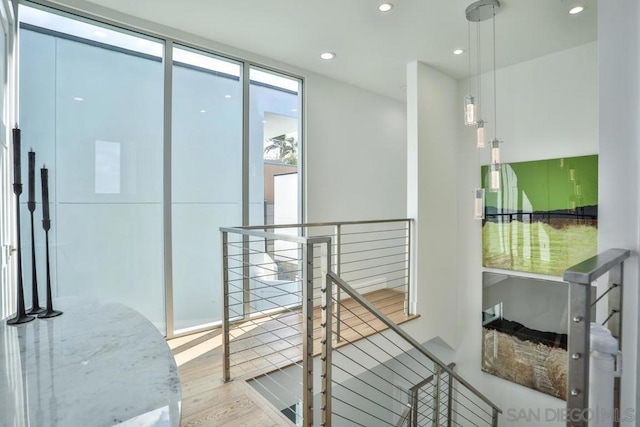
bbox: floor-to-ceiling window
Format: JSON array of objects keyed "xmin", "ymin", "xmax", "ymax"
[
  {"xmin": 171, "ymin": 47, "xmax": 242, "ymax": 333},
  {"xmin": 20, "ymin": 6, "xmax": 166, "ymax": 331},
  {"xmin": 15, "ymin": 3, "xmax": 304, "ymax": 337}
]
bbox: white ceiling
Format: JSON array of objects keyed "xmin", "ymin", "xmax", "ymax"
[{"xmin": 75, "ymin": 0, "xmax": 597, "ymax": 101}]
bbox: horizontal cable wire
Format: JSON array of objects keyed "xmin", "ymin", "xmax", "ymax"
[
  {"xmin": 342, "ymin": 268, "xmax": 408, "ymax": 284},
  {"xmin": 450, "ymin": 406, "xmax": 482, "ymax": 427},
  {"xmin": 332, "ymin": 298, "xmax": 434, "ymax": 374},
  {"xmin": 340, "ymin": 243, "xmax": 409, "ymax": 256},
  {"xmin": 338, "ymin": 250, "xmax": 408, "ymax": 266},
  {"xmin": 331, "ymin": 412, "xmax": 368, "ymax": 427},
  {"xmin": 455, "ymin": 385, "xmax": 494, "ymax": 418},
  {"xmin": 450, "ymin": 395, "xmax": 492, "ymax": 426},
  {"xmin": 339, "ymin": 226, "xmax": 407, "ymax": 236},
  {"xmin": 339, "ymin": 235, "xmax": 408, "ymax": 246},
  {"xmin": 332, "ymin": 314, "xmax": 433, "ymax": 384},
  {"xmin": 331, "ymin": 376, "xmax": 406, "ymax": 419},
  {"xmin": 340, "ymin": 259, "xmax": 408, "ymax": 275},
  {"xmin": 331, "ymin": 363, "xmax": 411, "ymax": 409},
  {"xmin": 332, "ymin": 395, "xmax": 395, "ymax": 427}
]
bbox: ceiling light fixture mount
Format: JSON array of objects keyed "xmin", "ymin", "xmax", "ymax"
[
  {"xmin": 465, "ymin": 0, "xmax": 500, "ymax": 22},
  {"xmin": 378, "ymin": 3, "xmax": 393, "ymax": 12},
  {"xmin": 453, "ymin": 49, "xmax": 465, "ymax": 55}
]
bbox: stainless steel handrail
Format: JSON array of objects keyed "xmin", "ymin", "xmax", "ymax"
[
  {"xmin": 563, "ymin": 248, "xmax": 630, "ymax": 284},
  {"xmin": 225, "ymin": 218, "xmax": 413, "ymax": 231},
  {"xmin": 326, "ymin": 271, "xmax": 503, "ymax": 415},
  {"xmin": 220, "ymin": 226, "xmax": 332, "ymax": 245},
  {"xmin": 409, "ymin": 362, "xmax": 455, "ymax": 392}
]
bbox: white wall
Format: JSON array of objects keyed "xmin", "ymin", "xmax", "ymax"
[
  {"xmin": 453, "ymin": 42, "xmax": 598, "ymax": 427},
  {"xmin": 304, "ymin": 75, "xmax": 406, "ymax": 222},
  {"xmin": 598, "ymin": 0, "xmax": 640, "ymax": 420}
]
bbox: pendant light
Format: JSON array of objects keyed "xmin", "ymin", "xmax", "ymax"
[
  {"xmin": 466, "ymin": 0, "xmax": 502, "ymax": 192},
  {"xmin": 475, "ymin": 20, "xmax": 486, "ymax": 148},
  {"xmin": 467, "ymin": 0, "xmax": 502, "ymax": 219},
  {"xmin": 463, "ymin": 21, "xmax": 476, "ymax": 126}
]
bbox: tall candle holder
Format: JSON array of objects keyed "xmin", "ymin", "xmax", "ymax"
[
  {"xmin": 38, "ymin": 165, "xmax": 62, "ymax": 319},
  {"xmin": 27, "ymin": 149, "xmax": 44, "ymax": 315},
  {"xmin": 7, "ymin": 127, "xmax": 35, "ymax": 325}
]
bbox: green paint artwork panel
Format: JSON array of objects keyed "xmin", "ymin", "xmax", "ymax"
[{"xmin": 481, "ymin": 155, "xmax": 598, "ymax": 276}]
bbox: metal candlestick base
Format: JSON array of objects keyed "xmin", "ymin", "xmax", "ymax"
[
  {"xmin": 27, "ymin": 202, "xmax": 44, "ymax": 315},
  {"xmin": 38, "ymin": 308, "xmax": 62, "ymax": 319},
  {"xmin": 7, "ymin": 312, "xmax": 35, "ymax": 325},
  {"xmin": 27, "ymin": 306, "xmax": 45, "ymax": 315},
  {"xmin": 38, "ymin": 224, "xmax": 62, "ymax": 319},
  {"xmin": 8, "ymin": 182, "xmax": 35, "ymax": 326}
]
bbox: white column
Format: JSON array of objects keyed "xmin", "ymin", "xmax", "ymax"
[
  {"xmin": 599, "ymin": 0, "xmax": 640, "ymax": 422},
  {"xmin": 406, "ymin": 61, "xmax": 459, "ymax": 347}
]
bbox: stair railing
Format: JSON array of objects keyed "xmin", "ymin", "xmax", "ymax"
[
  {"xmin": 322, "ymin": 271, "xmax": 501, "ymax": 426},
  {"xmin": 563, "ymin": 248, "xmax": 630, "ymax": 427}
]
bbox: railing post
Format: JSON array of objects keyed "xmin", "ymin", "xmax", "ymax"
[
  {"xmin": 221, "ymin": 231, "xmax": 231, "ymax": 382},
  {"xmin": 411, "ymin": 388, "xmax": 418, "ymax": 427},
  {"xmin": 492, "ymin": 407, "xmax": 499, "ymax": 427},
  {"xmin": 335, "ymin": 224, "xmax": 341, "ymax": 342},
  {"xmin": 566, "ymin": 280, "xmax": 591, "ymax": 427},
  {"xmin": 608, "ymin": 261, "xmax": 624, "ymax": 427},
  {"xmin": 433, "ymin": 366, "xmax": 441, "ymax": 426},
  {"xmin": 302, "ymin": 242, "xmax": 314, "ymax": 426},
  {"xmin": 447, "ymin": 373, "xmax": 453, "ymax": 427},
  {"xmin": 406, "ymin": 220, "xmax": 411, "ymax": 316},
  {"xmin": 321, "ymin": 241, "xmax": 333, "ymax": 427},
  {"xmin": 242, "ymin": 235, "xmax": 251, "ymax": 319}
]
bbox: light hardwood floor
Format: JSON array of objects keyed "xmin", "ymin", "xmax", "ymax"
[{"xmin": 169, "ymin": 289, "xmax": 418, "ymax": 426}]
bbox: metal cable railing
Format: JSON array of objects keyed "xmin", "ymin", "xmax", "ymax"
[
  {"xmin": 322, "ymin": 272, "xmax": 502, "ymax": 427},
  {"xmin": 221, "ymin": 219, "xmax": 501, "ymax": 426}
]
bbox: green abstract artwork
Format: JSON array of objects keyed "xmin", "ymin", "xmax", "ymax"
[{"xmin": 481, "ymin": 155, "xmax": 598, "ymax": 276}]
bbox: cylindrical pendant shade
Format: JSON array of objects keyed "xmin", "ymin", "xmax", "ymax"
[
  {"xmin": 464, "ymin": 95, "xmax": 476, "ymax": 126},
  {"xmin": 490, "ymin": 139, "xmax": 500, "ymax": 164},
  {"xmin": 474, "ymin": 188, "xmax": 485, "ymax": 219},
  {"xmin": 489, "ymin": 163, "xmax": 500, "ymax": 191},
  {"xmin": 476, "ymin": 121, "xmax": 486, "ymax": 148}
]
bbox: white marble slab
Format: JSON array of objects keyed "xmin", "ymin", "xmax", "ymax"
[{"xmin": 0, "ymin": 298, "xmax": 181, "ymax": 427}]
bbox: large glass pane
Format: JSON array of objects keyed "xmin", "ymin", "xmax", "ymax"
[
  {"xmin": 248, "ymin": 68, "xmax": 302, "ymax": 316},
  {"xmin": 171, "ymin": 46, "xmax": 242, "ymax": 333},
  {"xmin": 19, "ymin": 5, "xmax": 165, "ymax": 332},
  {"xmin": 249, "ymin": 68, "xmax": 302, "ymax": 228}
]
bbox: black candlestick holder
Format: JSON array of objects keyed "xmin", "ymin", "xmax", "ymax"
[
  {"xmin": 38, "ymin": 219, "xmax": 62, "ymax": 319},
  {"xmin": 27, "ymin": 200, "xmax": 44, "ymax": 315},
  {"xmin": 7, "ymin": 183, "xmax": 35, "ymax": 325}
]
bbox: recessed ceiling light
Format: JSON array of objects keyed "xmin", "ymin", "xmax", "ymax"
[
  {"xmin": 200, "ymin": 109, "xmax": 206, "ymax": 113},
  {"xmin": 224, "ymin": 94, "xmax": 231, "ymax": 98},
  {"xmin": 453, "ymin": 49, "xmax": 465, "ymax": 55},
  {"xmin": 291, "ymin": 108, "xmax": 298, "ymax": 112},
  {"xmin": 378, "ymin": 3, "xmax": 393, "ymax": 12},
  {"xmin": 320, "ymin": 52, "xmax": 336, "ymax": 60},
  {"xmin": 73, "ymin": 97, "xmax": 84, "ymax": 102},
  {"xmin": 569, "ymin": 6, "xmax": 584, "ymax": 15},
  {"xmin": 262, "ymin": 120, "xmax": 267, "ymax": 123}
]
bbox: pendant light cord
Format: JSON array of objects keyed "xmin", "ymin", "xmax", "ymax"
[
  {"xmin": 493, "ymin": 5, "xmax": 497, "ymax": 139},
  {"xmin": 477, "ymin": 21, "xmax": 481, "ymax": 118},
  {"xmin": 468, "ymin": 20, "xmax": 472, "ymax": 94}
]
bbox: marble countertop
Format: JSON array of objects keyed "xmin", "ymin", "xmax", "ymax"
[{"xmin": 0, "ymin": 298, "xmax": 181, "ymax": 427}]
